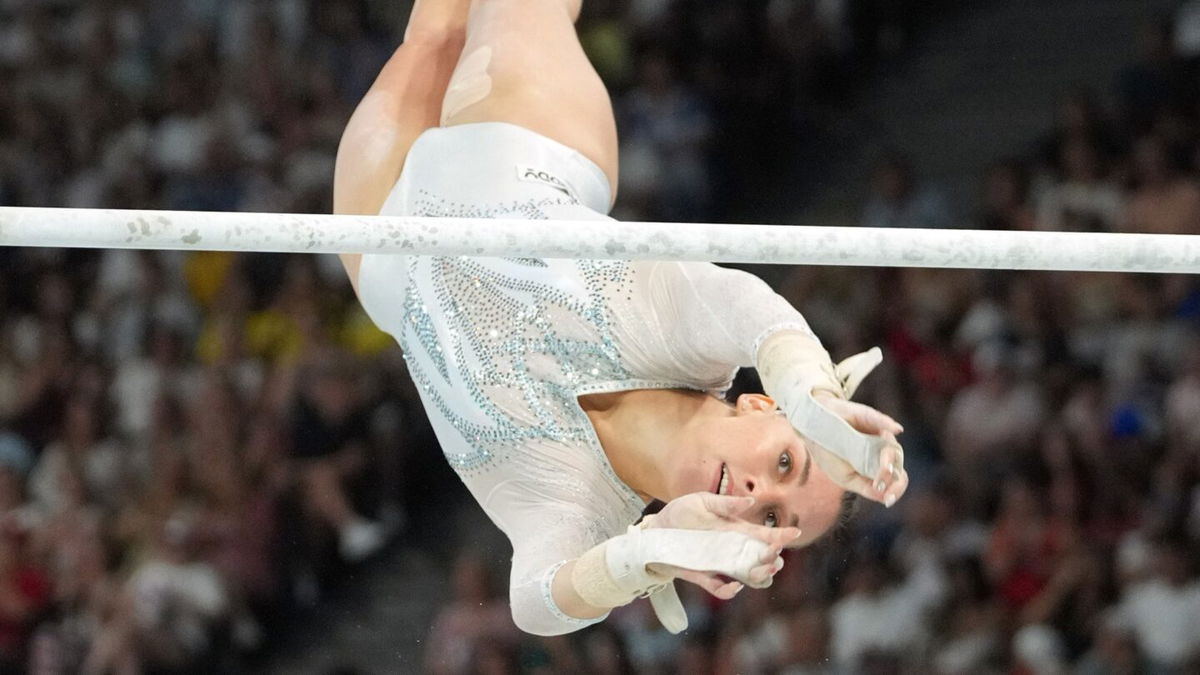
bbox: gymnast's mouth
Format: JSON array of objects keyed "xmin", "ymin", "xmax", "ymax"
[{"xmin": 712, "ymin": 463, "xmax": 730, "ymax": 495}]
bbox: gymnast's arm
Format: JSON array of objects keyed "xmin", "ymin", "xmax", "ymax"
[
  {"xmin": 506, "ymin": 496, "xmax": 795, "ymax": 635},
  {"xmin": 640, "ymin": 261, "xmax": 907, "ymax": 503},
  {"xmin": 635, "ymin": 260, "xmax": 823, "ymax": 372}
]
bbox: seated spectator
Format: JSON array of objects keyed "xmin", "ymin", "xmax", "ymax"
[
  {"xmin": 190, "ymin": 424, "xmax": 278, "ymax": 649},
  {"xmin": 1073, "ymin": 611, "xmax": 1146, "ymax": 675},
  {"xmin": 931, "ymin": 556, "xmax": 1002, "ymax": 674},
  {"xmin": 580, "ymin": 625, "xmax": 635, "ymax": 675},
  {"xmin": 861, "ymin": 152, "xmax": 954, "ymax": 229},
  {"xmin": 30, "ymin": 528, "xmax": 133, "ymax": 675},
  {"xmin": 617, "ymin": 52, "xmax": 715, "ymax": 222},
  {"xmin": 829, "ymin": 548, "xmax": 947, "ymax": 672},
  {"xmin": 1011, "ymin": 624, "xmax": 1068, "ymax": 675},
  {"xmin": 28, "ymin": 396, "xmax": 127, "ymax": 514},
  {"xmin": 109, "ymin": 324, "xmax": 199, "ymax": 446},
  {"xmin": 0, "ymin": 433, "xmax": 36, "ymax": 534},
  {"xmin": 944, "ymin": 344, "xmax": 1046, "ymax": 506},
  {"xmin": 729, "ymin": 589, "xmax": 789, "ymax": 675},
  {"xmin": 0, "ymin": 524, "xmax": 50, "ymax": 672},
  {"xmin": 423, "ymin": 554, "xmax": 519, "ymax": 675},
  {"xmin": 290, "ymin": 361, "xmax": 391, "ymax": 563},
  {"xmin": 1035, "ymin": 89, "xmax": 1120, "ymax": 177},
  {"xmin": 892, "ymin": 480, "xmax": 988, "ymax": 565},
  {"xmin": 983, "ymin": 478, "xmax": 1075, "ymax": 615},
  {"xmin": 777, "ymin": 604, "xmax": 836, "ymax": 675},
  {"xmin": 1165, "ymin": 339, "xmax": 1200, "ymax": 452},
  {"xmin": 1117, "ymin": 20, "xmax": 1195, "ymax": 133},
  {"xmin": 978, "ymin": 159, "xmax": 1037, "ymax": 231},
  {"xmin": 1112, "ymin": 538, "xmax": 1200, "ymax": 671},
  {"xmin": 126, "ymin": 515, "xmax": 231, "ymax": 672},
  {"xmin": 1034, "ymin": 137, "xmax": 1124, "ymax": 231},
  {"xmin": 1121, "ymin": 134, "xmax": 1200, "ymax": 234}
]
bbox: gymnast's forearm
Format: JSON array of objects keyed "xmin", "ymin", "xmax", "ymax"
[{"xmin": 549, "ymin": 559, "xmax": 611, "ymax": 621}]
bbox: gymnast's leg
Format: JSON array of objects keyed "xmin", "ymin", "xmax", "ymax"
[
  {"xmin": 440, "ymin": 0, "xmax": 619, "ymax": 200},
  {"xmin": 335, "ymin": 0, "xmax": 472, "ymax": 288}
]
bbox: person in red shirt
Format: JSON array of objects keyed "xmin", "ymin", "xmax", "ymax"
[{"xmin": 0, "ymin": 524, "xmax": 51, "ymax": 671}]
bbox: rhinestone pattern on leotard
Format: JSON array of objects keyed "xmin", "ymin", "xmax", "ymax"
[{"xmin": 397, "ymin": 191, "xmax": 676, "ymax": 480}]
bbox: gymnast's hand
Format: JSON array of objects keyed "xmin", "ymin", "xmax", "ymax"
[
  {"xmin": 642, "ymin": 492, "xmax": 801, "ymax": 598},
  {"xmin": 808, "ymin": 391, "xmax": 908, "ymax": 507}
]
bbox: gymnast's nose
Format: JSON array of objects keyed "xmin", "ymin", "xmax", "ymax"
[
  {"xmin": 744, "ymin": 474, "xmax": 759, "ymax": 495},
  {"xmin": 745, "ymin": 472, "xmax": 787, "ymax": 502}
]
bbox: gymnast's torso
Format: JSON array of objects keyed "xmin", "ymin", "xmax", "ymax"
[{"xmin": 355, "ymin": 122, "xmax": 811, "ymax": 633}]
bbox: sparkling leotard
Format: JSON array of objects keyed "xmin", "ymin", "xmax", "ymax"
[{"xmin": 357, "ymin": 123, "xmax": 814, "ymax": 635}]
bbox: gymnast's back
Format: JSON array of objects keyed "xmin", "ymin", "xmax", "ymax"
[{"xmin": 355, "ymin": 122, "xmax": 807, "ymax": 634}]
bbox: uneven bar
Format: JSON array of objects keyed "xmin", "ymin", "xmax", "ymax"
[{"xmin": 1, "ymin": 206, "xmax": 1199, "ymax": 273}]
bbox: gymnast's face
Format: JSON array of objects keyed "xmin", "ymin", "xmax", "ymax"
[{"xmin": 669, "ymin": 393, "xmax": 845, "ymax": 546}]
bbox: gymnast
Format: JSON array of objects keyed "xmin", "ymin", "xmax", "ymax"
[{"xmin": 333, "ymin": 0, "xmax": 908, "ymax": 635}]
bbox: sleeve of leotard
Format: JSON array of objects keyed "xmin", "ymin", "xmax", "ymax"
[
  {"xmin": 503, "ymin": 504, "xmax": 613, "ymax": 636},
  {"xmin": 637, "ymin": 261, "xmax": 820, "ymax": 369}
]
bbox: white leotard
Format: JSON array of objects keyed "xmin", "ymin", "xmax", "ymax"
[{"xmin": 357, "ymin": 122, "xmax": 815, "ymax": 635}]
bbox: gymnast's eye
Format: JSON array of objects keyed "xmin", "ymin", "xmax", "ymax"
[
  {"xmin": 764, "ymin": 511, "xmax": 779, "ymax": 528},
  {"xmin": 777, "ymin": 451, "xmax": 792, "ymax": 474}
]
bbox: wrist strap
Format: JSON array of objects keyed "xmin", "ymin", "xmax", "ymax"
[{"xmin": 784, "ymin": 390, "xmax": 885, "ymax": 477}]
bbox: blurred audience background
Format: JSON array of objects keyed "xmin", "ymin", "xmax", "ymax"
[{"xmin": 3, "ymin": 0, "xmax": 1200, "ymax": 673}]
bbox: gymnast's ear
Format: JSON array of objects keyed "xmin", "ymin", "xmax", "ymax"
[{"xmin": 734, "ymin": 393, "xmax": 777, "ymax": 414}]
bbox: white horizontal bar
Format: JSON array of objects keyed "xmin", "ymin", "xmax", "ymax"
[{"xmin": 0, "ymin": 206, "xmax": 1198, "ymax": 273}]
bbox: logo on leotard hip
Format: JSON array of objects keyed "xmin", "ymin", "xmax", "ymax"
[{"xmin": 517, "ymin": 165, "xmax": 572, "ymax": 197}]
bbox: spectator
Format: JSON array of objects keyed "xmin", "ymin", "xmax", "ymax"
[
  {"xmin": 126, "ymin": 515, "xmax": 231, "ymax": 672},
  {"xmin": 0, "ymin": 525, "xmax": 50, "ymax": 672},
  {"xmin": 777, "ymin": 604, "xmax": 837, "ymax": 675},
  {"xmin": 618, "ymin": 52, "xmax": 715, "ymax": 222},
  {"xmin": 28, "ymin": 396, "xmax": 126, "ymax": 514},
  {"xmin": 0, "ymin": 433, "xmax": 35, "ymax": 533},
  {"xmin": 1035, "ymin": 89, "xmax": 1120, "ymax": 177},
  {"xmin": 943, "ymin": 345, "xmax": 1046, "ymax": 507},
  {"xmin": 1034, "ymin": 137, "xmax": 1124, "ymax": 232},
  {"xmin": 828, "ymin": 548, "xmax": 946, "ymax": 672},
  {"xmin": 423, "ymin": 554, "xmax": 519, "ymax": 675},
  {"xmin": 290, "ymin": 361, "xmax": 391, "ymax": 563},
  {"xmin": 861, "ymin": 152, "xmax": 954, "ymax": 229},
  {"xmin": 983, "ymin": 478, "xmax": 1074, "ymax": 615},
  {"xmin": 1111, "ymin": 538, "xmax": 1200, "ymax": 672},
  {"xmin": 1121, "ymin": 134, "xmax": 1200, "ymax": 234},
  {"xmin": 1117, "ymin": 20, "xmax": 1195, "ymax": 134},
  {"xmin": 1012, "ymin": 624, "xmax": 1068, "ymax": 675},
  {"xmin": 1073, "ymin": 611, "xmax": 1146, "ymax": 675},
  {"xmin": 978, "ymin": 159, "xmax": 1037, "ymax": 231}
]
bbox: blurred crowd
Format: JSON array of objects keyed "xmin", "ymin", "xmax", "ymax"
[
  {"xmin": 6, "ymin": 0, "xmax": 1200, "ymax": 674},
  {"xmin": 0, "ymin": 0, "xmax": 431, "ymax": 672}
]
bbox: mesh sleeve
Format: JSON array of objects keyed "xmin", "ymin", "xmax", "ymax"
[
  {"xmin": 640, "ymin": 261, "xmax": 818, "ymax": 369},
  {"xmin": 503, "ymin": 505, "xmax": 613, "ymax": 636}
]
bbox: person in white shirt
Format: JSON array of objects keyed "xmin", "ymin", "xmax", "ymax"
[
  {"xmin": 1113, "ymin": 538, "xmax": 1200, "ymax": 671},
  {"xmin": 331, "ymin": 0, "xmax": 908, "ymax": 636}
]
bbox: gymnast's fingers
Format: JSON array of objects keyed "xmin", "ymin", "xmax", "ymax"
[
  {"xmin": 871, "ymin": 433, "xmax": 905, "ymax": 507},
  {"xmin": 699, "ymin": 493, "xmax": 757, "ymax": 519},
  {"xmin": 707, "ymin": 511, "xmax": 802, "ymax": 543},
  {"xmin": 884, "ymin": 463, "xmax": 909, "ymax": 507},
  {"xmin": 832, "ymin": 398, "xmax": 903, "ymax": 436},
  {"xmin": 745, "ymin": 555, "xmax": 785, "ymax": 589},
  {"xmin": 673, "ymin": 569, "xmax": 744, "ymax": 600}
]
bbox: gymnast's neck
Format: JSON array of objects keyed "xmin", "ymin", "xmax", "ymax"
[{"xmin": 580, "ymin": 388, "xmax": 724, "ymax": 504}]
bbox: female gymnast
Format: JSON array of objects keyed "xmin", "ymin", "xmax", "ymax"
[{"xmin": 332, "ymin": 0, "xmax": 908, "ymax": 636}]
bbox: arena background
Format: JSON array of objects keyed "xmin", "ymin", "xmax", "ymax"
[{"xmin": 2, "ymin": 0, "xmax": 1199, "ymax": 673}]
